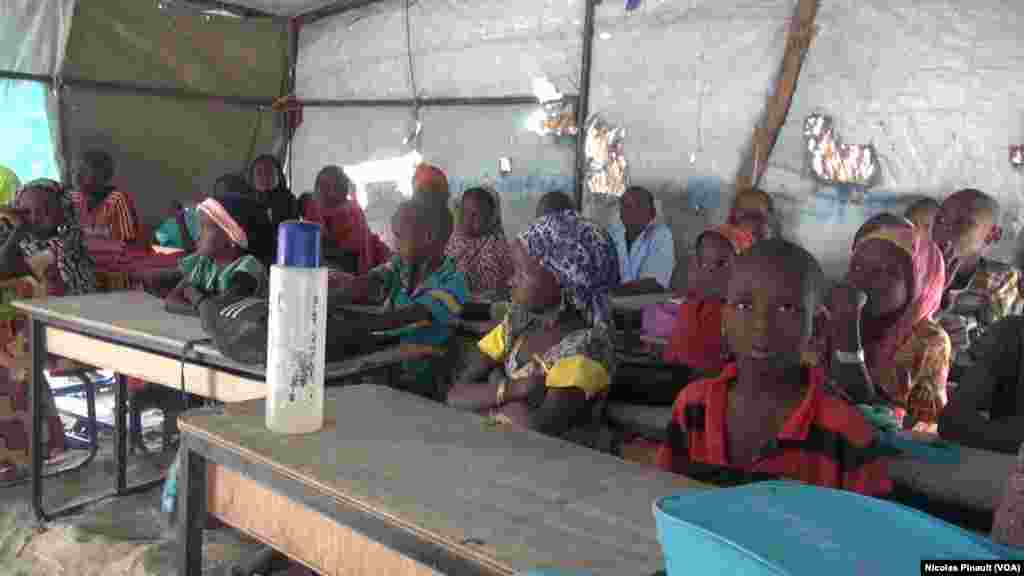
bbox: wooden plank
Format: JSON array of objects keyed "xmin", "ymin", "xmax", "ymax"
[
  {"xmin": 208, "ymin": 464, "xmax": 441, "ymax": 576},
  {"xmin": 610, "ymin": 294, "xmax": 676, "ymax": 312},
  {"xmin": 735, "ymin": 0, "xmax": 819, "ymax": 191},
  {"xmin": 14, "ymin": 291, "xmax": 210, "ymax": 354},
  {"xmin": 45, "ymin": 327, "xmax": 265, "ymax": 402},
  {"xmin": 890, "ymin": 443, "xmax": 1014, "ymax": 512},
  {"xmin": 180, "ymin": 385, "xmax": 707, "ymax": 576}
]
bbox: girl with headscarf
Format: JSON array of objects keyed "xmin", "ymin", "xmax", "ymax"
[
  {"xmin": 447, "ymin": 210, "xmax": 619, "ymax": 443},
  {"xmin": 445, "ymin": 187, "xmax": 513, "ymax": 300},
  {"xmin": 0, "ymin": 179, "xmax": 96, "ymax": 481},
  {"xmin": 302, "ymin": 165, "xmax": 390, "ymax": 275},
  {"xmin": 830, "ymin": 221, "xmax": 950, "ymax": 432},
  {"xmin": 70, "ymin": 148, "xmax": 143, "ymax": 246},
  {"xmin": 165, "ymin": 192, "xmax": 272, "ymax": 313},
  {"xmin": 248, "ymin": 154, "xmax": 299, "ymax": 238}
]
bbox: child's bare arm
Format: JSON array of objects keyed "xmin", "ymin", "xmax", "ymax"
[{"xmin": 446, "ymin": 348, "xmax": 502, "ymax": 410}]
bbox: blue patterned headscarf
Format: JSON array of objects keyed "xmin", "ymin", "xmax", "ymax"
[{"xmin": 517, "ymin": 210, "xmax": 619, "ymax": 328}]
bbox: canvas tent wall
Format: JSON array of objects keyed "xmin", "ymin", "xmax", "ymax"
[
  {"xmin": 5, "ymin": 0, "xmax": 1024, "ymax": 281},
  {"xmin": 276, "ymin": 0, "xmax": 1024, "ymax": 282},
  {"xmin": 1, "ymin": 0, "xmax": 287, "ymax": 232}
]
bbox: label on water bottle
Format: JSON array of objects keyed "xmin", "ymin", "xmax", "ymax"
[{"xmin": 283, "ymin": 293, "xmax": 319, "ymax": 403}]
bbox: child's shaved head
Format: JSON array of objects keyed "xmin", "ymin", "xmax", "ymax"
[{"xmin": 739, "ymin": 238, "xmax": 825, "ymax": 306}]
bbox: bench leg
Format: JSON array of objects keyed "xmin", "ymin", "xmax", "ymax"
[{"xmin": 178, "ymin": 436, "xmax": 206, "ymax": 576}]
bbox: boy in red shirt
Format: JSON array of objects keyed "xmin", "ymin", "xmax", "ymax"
[{"xmin": 657, "ymin": 239, "xmax": 891, "ymax": 496}]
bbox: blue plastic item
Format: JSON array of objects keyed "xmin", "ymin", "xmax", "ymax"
[
  {"xmin": 654, "ymin": 481, "xmax": 1023, "ymax": 576},
  {"xmin": 276, "ymin": 220, "xmax": 321, "ymax": 268}
]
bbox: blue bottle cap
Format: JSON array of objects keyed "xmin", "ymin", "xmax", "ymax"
[{"xmin": 276, "ymin": 220, "xmax": 321, "ymax": 268}]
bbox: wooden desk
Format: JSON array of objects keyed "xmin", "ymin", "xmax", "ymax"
[
  {"xmin": 610, "ymin": 294, "xmax": 677, "ymax": 312},
  {"xmin": 889, "ymin": 441, "xmax": 1014, "ymax": 512},
  {"xmin": 179, "ymin": 385, "xmax": 705, "ymax": 576},
  {"xmin": 604, "ymin": 399, "xmax": 1014, "ymax": 516},
  {"xmin": 13, "ymin": 292, "xmax": 435, "ymax": 522},
  {"xmin": 612, "ymin": 294, "xmax": 677, "ymax": 352}
]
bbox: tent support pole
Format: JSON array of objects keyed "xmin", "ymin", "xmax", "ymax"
[
  {"xmin": 574, "ymin": 0, "xmax": 596, "ymax": 211},
  {"xmin": 56, "ymin": 79, "xmax": 73, "ymax": 184}
]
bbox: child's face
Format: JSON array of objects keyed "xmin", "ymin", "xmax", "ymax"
[
  {"xmin": 907, "ymin": 204, "xmax": 938, "ymax": 236},
  {"xmin": 17, "ymin": 188, "xmax": 62, "ymax": 234},
  {"xmin": 315, "ymin": 173, "xmax": 348, "ymax": 210},
  {"xmin": 197, "ymin": 212, "xmax": 234, "ymax": 259},
  {"xmin": 732, "ymin": 192, "xmax": 773, "ymax": 241},
  {"xmin": 619, "ymin": 188, "xmax": 652, "ymax": 232},
  {"xmin": 391, "ymin": 204, "xmax": 426, "ymax": 263},
  {"xmin": 725, "ymin": 255, "xmax": 813, "ymax": 367},
  {"xmin": 252, "ymin": 159, "xmax": 278, "ymax": 193},
  {"xmin": 691, "ymin": 233, "xmax": 735, "ymax": 300},
  {"xmin": 460, "ymin": 192, "xmax": 490, "ymax": 238},
  {"xmin": 510, "ymin": 241, "xmax": 560, "ymax": 311},
  {"xmin": 933, "ymin": 193, "xmax": 995, "ymax": 264},
  {"xmin": 847, "ymin": 239, "xmax": 911, "ymax": 320},
  {"xmin": 75, "ymin": 161, "xmax": 102, "ymax": 193}
]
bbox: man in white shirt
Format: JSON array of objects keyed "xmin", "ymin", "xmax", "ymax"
[{"xmin": 608, "ymin": 186, "xmax": 675, "ymax": 296}]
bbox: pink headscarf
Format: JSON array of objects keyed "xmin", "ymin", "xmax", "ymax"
[{"xmin": 853, "ymin": 225, "xmax": 946, "ymax": 376}]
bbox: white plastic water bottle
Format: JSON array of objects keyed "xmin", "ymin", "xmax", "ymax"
[{"xmin": 265, "ymin": 221, "xmax": 328, "ymax": 434}]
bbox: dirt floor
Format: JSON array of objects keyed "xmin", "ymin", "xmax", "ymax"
[{"xmin": 0, "ymin": 438, "xmax": 279, "ymax": 575}]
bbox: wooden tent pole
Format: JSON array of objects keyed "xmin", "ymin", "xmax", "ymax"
[{"xmin": 735, "ymin": 0, "xmax": 819, "ymax": 192}]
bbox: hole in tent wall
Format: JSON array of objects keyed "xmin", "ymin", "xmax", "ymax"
[{"xmin": 804, "ymin": 113, "xmax": 880, "ymax": 202}]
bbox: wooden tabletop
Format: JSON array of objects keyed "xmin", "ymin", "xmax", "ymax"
[
  {"xmin": 180, "ymin": 385, "xmax": 706, "ymax": 575},
  {"xmin": 603, "ymin": 395, "xmax": 1016, "ymax": 513},
  {"xmin": 12, "ymin": 292, "xmax": 435, "ymax": 382},
  {"xmin": 889, "ymin": 441, "xmax": 1014, "ymax": 512},
  {"xmin": 610, "ymin": 294, "xmax": 678, "ymax": 312}
]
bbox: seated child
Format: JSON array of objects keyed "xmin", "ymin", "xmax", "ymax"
[
  {"xmin": 833, "ymin": 221, "xmax": 949, "ymax": 433},
  {"xmin": 728, "ymin": 187, "xmax": 777, "ymax": 243},
  {"xmin": 447, "ymin": 209, "xmax": 617, "ymax": 443},
  {"xmin": 610, "ymin": 225, "xmax": 753, "ymax": 406},
  {"xmin": 166, "ymin": 192, "xmax": 273, "ymax": 313},
  {"xmin": 324, "ymin": 199, "xmax": 467, "ymax": 399},
  {"xmin": 152, "ymin": 175, "xmax": 249, "ymax": 253},
  {"xmin": 932, "ymin": 189, "xmax": 1021, "ymax": 383},
  {"xmin": 70, "ymin": 148, "xmax": 143, "ymax": 247},
  {"xmin": 939, "ymin": 315, "xmax": 1024, "ymax": 454},
  {"xmin": 445, "ymin": 187, "xmax": 513, "ymax": 300},
  {"xmin": 663, "ymin": 224, "xmax": 754, "ymax": 372},
  {"xmin": 657, "ymin": 239, "xmax": 891, "ymax": 496},
  {"xmin": 536, "ymin": 191, "xmax": 575, "ymax": 217},
  {"xmin": 0, "ymin": 179, "xmax": 96, "ymax": 480},
  {"xmin": 905, "ymin": 196, "xmax": 940, "ymax": 236},
  {"xmin": 302, "ymin": 165, "xmax": 390, "ymax": 275}
]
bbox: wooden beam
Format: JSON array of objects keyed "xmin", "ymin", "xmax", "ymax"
[{"xmin": 735, "ymin": 0, "xmax": 819, "ymax": 192}]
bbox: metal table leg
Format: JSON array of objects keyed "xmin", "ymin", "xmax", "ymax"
[
  {"xmin": 178, "ymin": 436, "xmax": 206, "ymax": 576},
  {"xmin": 30, "ymin": 320, "xmax": 164, "ymax": 522}
]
